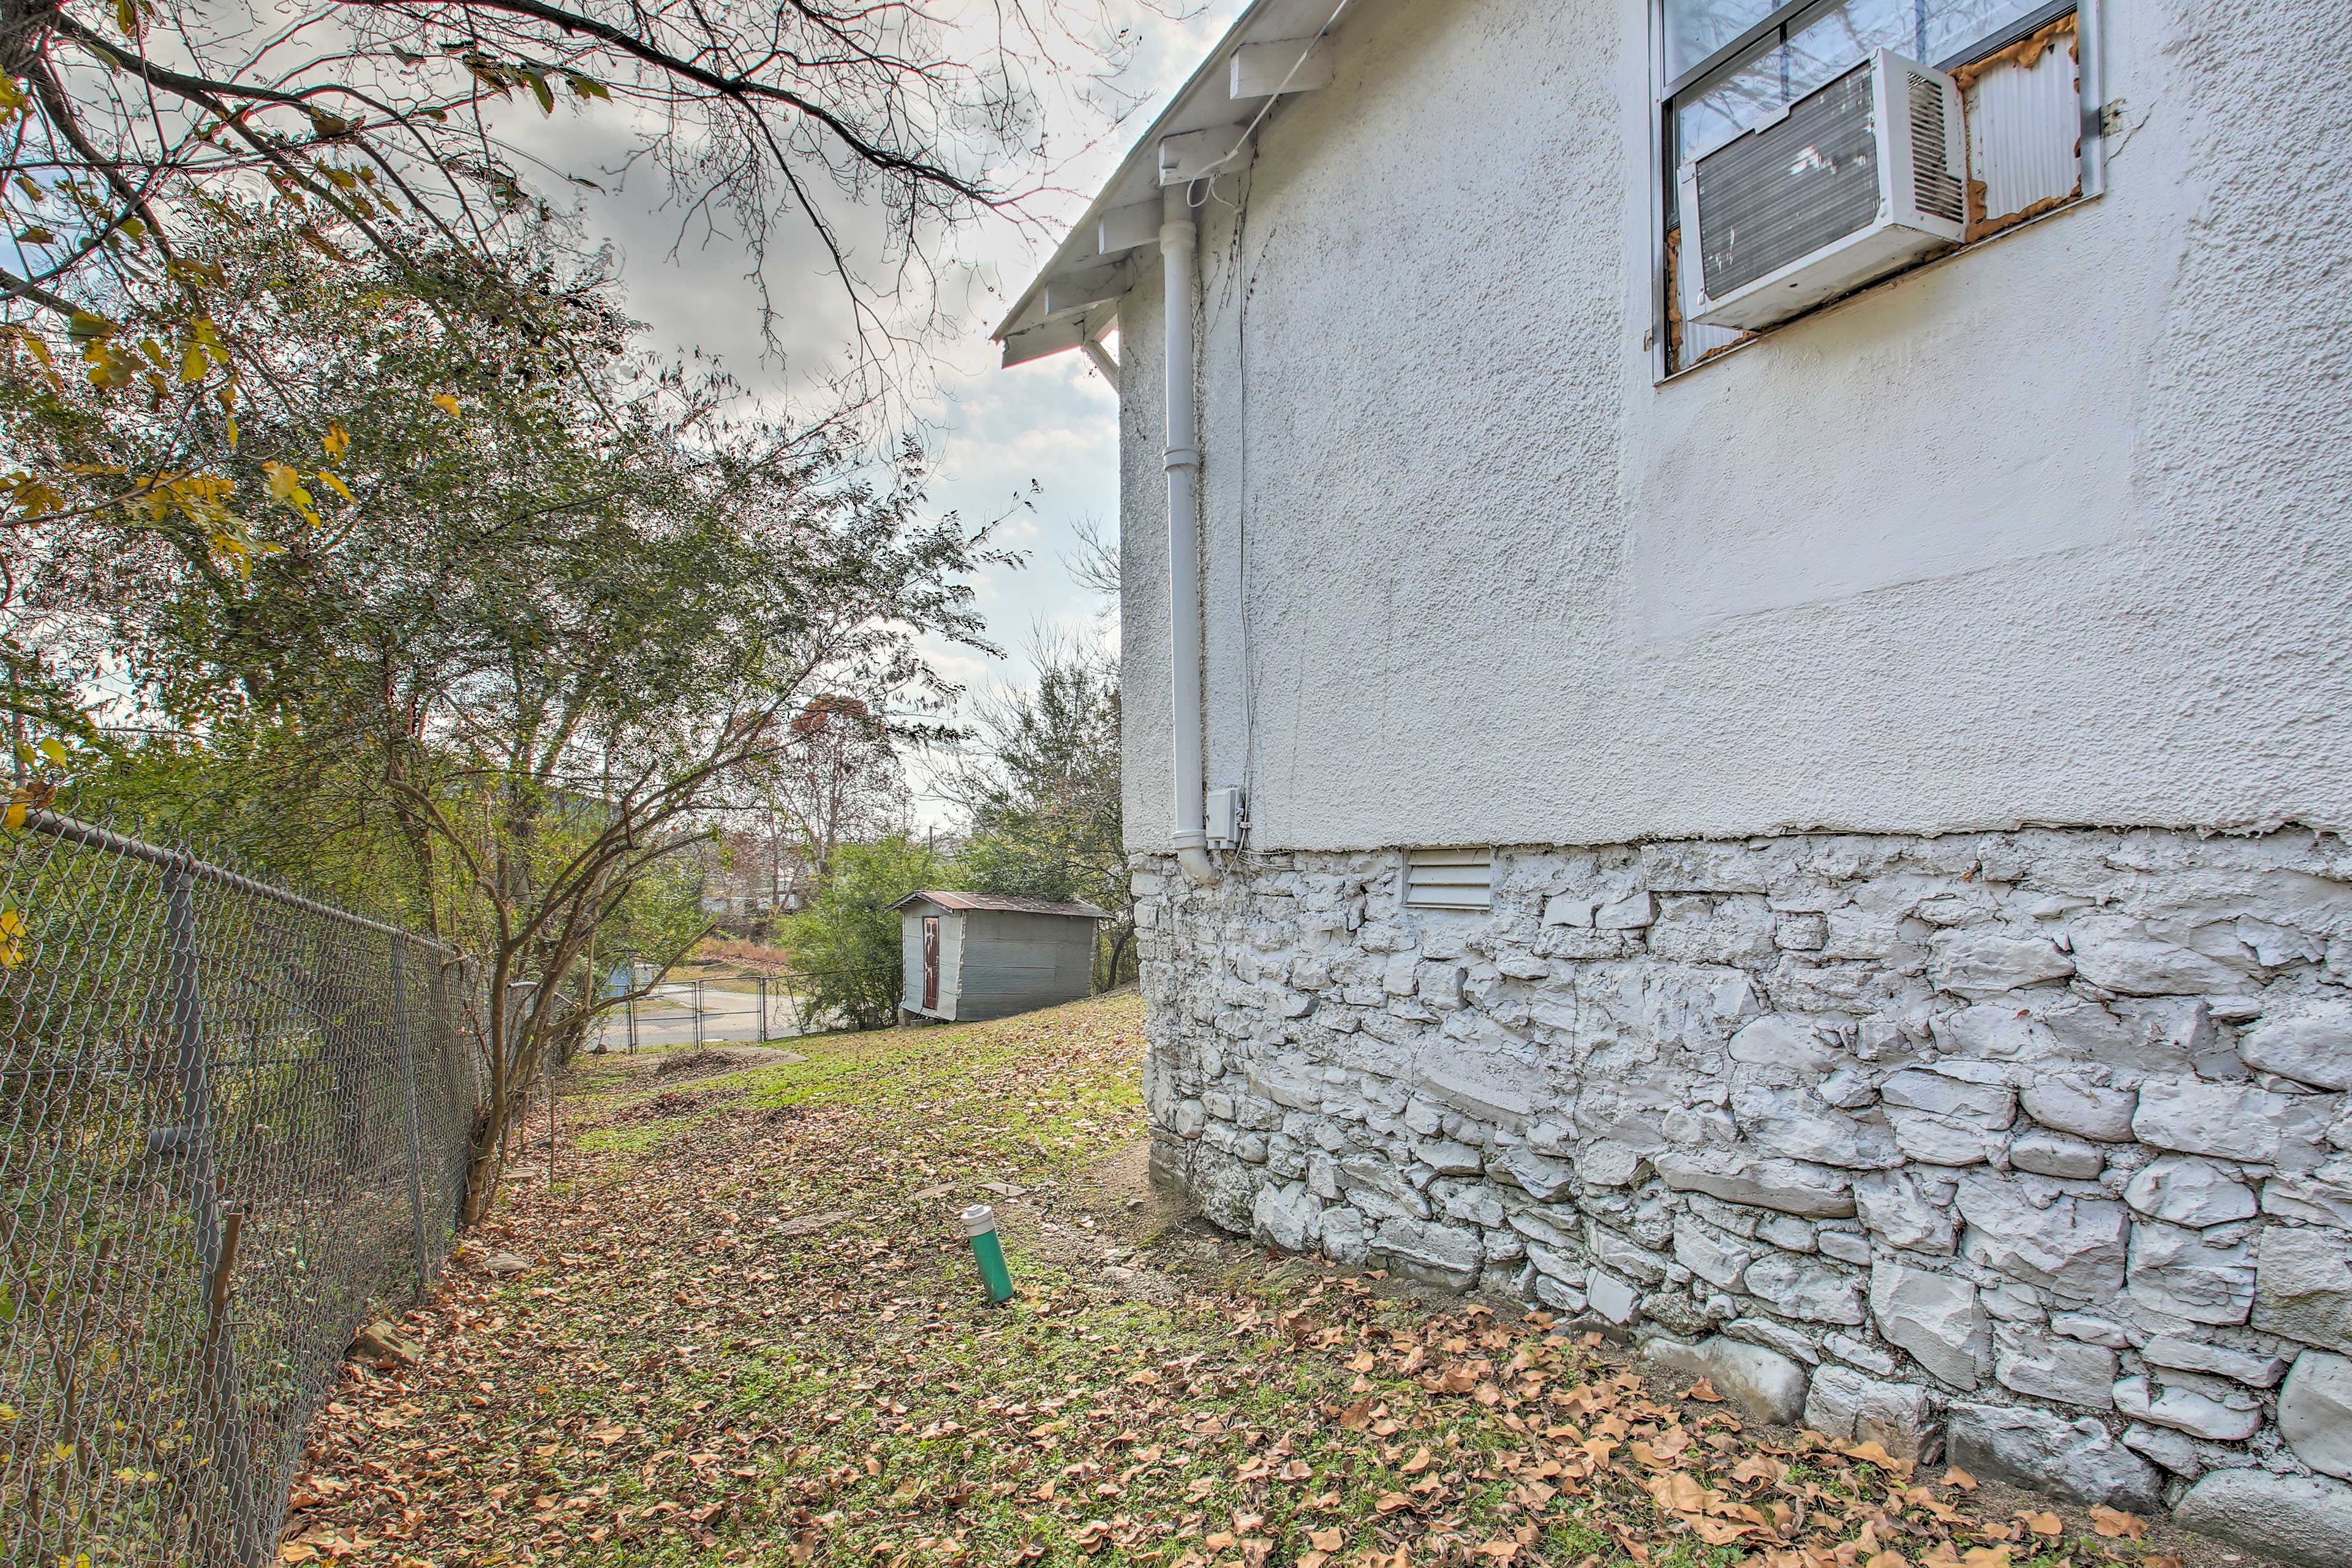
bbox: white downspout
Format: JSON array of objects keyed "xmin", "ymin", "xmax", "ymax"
[{"xmin": 1161, "ymin": 186, "xmax": 1215, "ymax": 886}]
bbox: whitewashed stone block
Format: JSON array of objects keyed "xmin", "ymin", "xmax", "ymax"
[
  {"xmin": 1673, "ymin": 1216, "xmax": 1754, "ymax": 1291},
  {"xmin": 1319, "ymin": 1205, "xmax": 1368, "ymax": 1264},
  {"xmin": 1887, "ymin": 1109, "xmax": 2000, "ymax": 1166},
  {"xmin": 2177, "ymin": 1471, "xmax": 2352, "ymax": 1568},
  {"xmin": 1804, "ymin": 1365, "xmax": 1934, "ymax": 1457},
  {"xmin": 2242, "ymin": 1000, "xmax": 2352, "ymax": 1090},
  {"xmin": 1251, "ymin": 1181, "xmax": 1323, "ymax": 1253},
  {"xmin": 1727, "ymin": 1316, "xmax": 1820, "ymax": 1365},
  {"xmin": 1824, "ymin": 1332, "xmax": 1899, "ymax": 1376},
  {"xmin": 1372, "ymin": 1217, "xmax": 1482, "ymax": 1287},
  {"xmin": 2125, "ymin": 1156, "xmax": 2258, "ymax": 1227},
  {"xmin": 1882, "ymin": 1067, "xmax": 2016, "ymax": 1126},
  {"xmin": 1414, "ymin": 1139, "xmax": 1483, "ymax": 1175},
  {"xmin": 1746, "ymin": 1253, "xmax": 1864, "ymax": 1325},
  {"xmin": 2128, "ymin": 1223, "xmax": 2258, "ymax": 1325},
  {"xmin": 1589, "ymin": 1223, "xmax": 1668, "ymax": 1286},
  {"xmin": 2069, "ymin": 918, "xmax": 2252, "ymax": 996},
  {"xmin": 1928, "ymin": 930, "xmax": 2073, "ymax": 997},
  {"xmin": 2142, "ymin": 1335, "xmax": 2288, "ymax": 1387},
  {"xmin": 1871, "ymin": 1261, "xmax": 1989, "ymax": 1387},
  {"xmin": 1492, "ymin": 1146, "xmax": 1576, "ymax": 1201},
  {"xmin": 1652, "ymin": 1149, "xmax": 1856, "ymax": 1218},
  {"xmin": 1956, "ymin": 1177, "xmax": 2128, "ymax": 1297},
  {"xmin": 2113, "ymin": 1374, "xmax": 2263, "ymax": 1441},
  {"xmin": 1854, "ymin": 1169, "xmax": 1958, "ymax": 1253},
  {"xmin": 1586, "ymin": 1267, "xmax": 1639, "ymax": 1324},
  {"xmin": 1947, "ymin": 1403, "xmax": 2163, "ymax": 1511},
  {"xmin": 1994, "ymin": 1322, "xmax": 2117, "ymax": 1409},
  {"xmin": 2122, "ymin": 1422, "xmax": 2204, "ymax": 1477},
  {"xmin": 2134, "ymin": 1077, "xmax": 2336, "ymax": 1170},
  {"xmin": 1642, "ymin": 1334, "xmax": 1808, "ymax": 1424},
  {"xmin": 2254, "ymin": 1224, "xmax": 2352, "ymax": 1352},
  {"xmin": 2021, "ymin": 1078, "xmax": 2139, "ymax": 1142},
  {"xmin": 1728, "ymin": 1013, "xmax": 1842, "ymax": 1074},
  {"xmin": 2010, "ymin": 1129, "xmax": 2106, "ymax": 1179},
  {"xmin": 1733, "ymin": 1085, "xmax": 1902, "ymax": 1169},
  {"xmin": 1594, "ymin": 891, "xmax": 1656, "ymax": 930},
  {"xmin": 2267, "ymin": 1162, "xmax": 2352, "ymax": 1229},
  {"xmin": 2280, "ymin": 1350, "xmax": 2352, "ymax": 1480}
]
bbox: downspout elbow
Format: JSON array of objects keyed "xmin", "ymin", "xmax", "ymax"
[{"xmin": 1174, "ymin": 837, "xmax": 1216, "ymax": 886}]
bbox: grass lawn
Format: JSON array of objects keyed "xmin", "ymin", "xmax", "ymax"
[{"xmin": 285, "ymin": 993, "xmax": 2203, "ymax": 1568}]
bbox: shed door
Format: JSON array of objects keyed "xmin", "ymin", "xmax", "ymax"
[{"xmin": 922, "ymin": 916, "xmax": 940, "ymax": 1011}]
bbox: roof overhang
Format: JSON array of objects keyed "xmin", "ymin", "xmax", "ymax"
[{"xmin": 991, "ymin": 0, "xmax": 1352, "ymax": 370}]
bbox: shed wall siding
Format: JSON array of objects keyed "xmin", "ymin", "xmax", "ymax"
[
  {"xmin": 1118, "ymin": 0, "xmax": 2352, "ymax": 852},
  {"xmin": 949, "ymin": 912, "xmax": 1100, "ymax": 1021}
]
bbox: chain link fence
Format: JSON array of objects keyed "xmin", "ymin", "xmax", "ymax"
[{"xmin": 0, "ymin": 808, "xmax": 484, "ymax": 1567}]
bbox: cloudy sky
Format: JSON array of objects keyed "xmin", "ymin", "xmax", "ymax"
[{"xmin": 503, "ymin": 1, "xmax": 1251, "ymax": 823}]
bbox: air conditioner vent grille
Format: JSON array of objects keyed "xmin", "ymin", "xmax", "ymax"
[
  {"xmin": 1404, "ymin": 848, "xmax": 1493, "ymax": 912},
  {"xmin": 1907, "ymin": 69, "xmax": 1966, "ymax": 223},
  {"xmin": 1692, "ymin": 62, "xmax": 1882, "ymax": 299}
]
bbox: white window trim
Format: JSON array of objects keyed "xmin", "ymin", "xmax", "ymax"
[{"xmin": 1645, "ymin": 0, "xmax": 2105, "ymax": 384}]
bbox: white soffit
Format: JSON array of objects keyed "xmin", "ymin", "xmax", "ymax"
[{"xmin": 992, "ymin": 0, "xmax": 1351, "ymax": 366}]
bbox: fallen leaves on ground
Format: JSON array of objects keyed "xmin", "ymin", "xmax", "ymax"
[{"xmin": 288, "ymin": 992, "xmax": 2187, "ymax": 1567}]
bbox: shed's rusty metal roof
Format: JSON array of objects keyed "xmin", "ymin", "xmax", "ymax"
[{"xmin": 889, "ymin": 890, "xmax": 1110, "ymax": 919}]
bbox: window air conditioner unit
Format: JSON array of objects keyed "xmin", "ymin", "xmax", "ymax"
[{"xmin": 1679, "ymin": 50, "xmax": 1966, "ymax": 333}]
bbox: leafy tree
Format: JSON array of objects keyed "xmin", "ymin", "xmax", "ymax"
[
  {"xmin": 0, "ymin": 0, "xmax": 1139, "ymax": 737},
  {"xmin": 42, "ymin": 213, "xmax": 1006, "ymax": 1220},
  {"xmin": 783, "ymin": 833, "xmax": 949, "ymax": 1031},
  {"xmin": 763, "ymin": 693, "xmax": 911, "ymax": 895},
  {"xmin": 947, "ymin": 641, "xmax": 1129, "ymax": 987}
]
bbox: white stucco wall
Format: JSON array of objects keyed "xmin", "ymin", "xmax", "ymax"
[{"xmin": 1117, "ymin": 0, "xmax": 2352, "ymax": 854}]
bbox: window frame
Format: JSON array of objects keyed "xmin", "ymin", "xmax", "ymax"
[{"xmin": 1646, "ymin": 0, "xmax": 2105, "ymax": 383}]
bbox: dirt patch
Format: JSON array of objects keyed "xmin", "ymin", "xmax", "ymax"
[
  {"xmin": 643, "ymin": 1044, "xmax": 802, "ymax": 1081},
  {"xmin": 627, "ymin": 1088, "xmax": 726, "ymax": 1120}
]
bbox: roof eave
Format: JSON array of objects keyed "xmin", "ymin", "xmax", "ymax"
[{"xmin": 991, "ymin": 0, "xmax": 1344, "ymax": 355}]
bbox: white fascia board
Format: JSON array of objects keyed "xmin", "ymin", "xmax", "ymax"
[
  {"xmin": 989, "ymin": 0, "xmax": 1344, "ymax": 345},
  {"xmin": 1231, "ymin": 37, "xmax": 1335, "ymax": 98}
]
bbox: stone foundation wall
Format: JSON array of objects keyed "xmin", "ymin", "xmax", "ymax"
[{"xmin": 1134, "ymin": 829, "xmax": 2352, "ymax": 1547}]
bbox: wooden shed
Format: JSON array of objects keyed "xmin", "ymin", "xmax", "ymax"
[{"xmin": 891, "ymin": 891, "xmax": 1107, "ymax": 1023}]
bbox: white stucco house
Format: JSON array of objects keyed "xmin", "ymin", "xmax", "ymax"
[{"xmin": 994, "ymin": 0, "xmax": 2352, "ymax": 1551}]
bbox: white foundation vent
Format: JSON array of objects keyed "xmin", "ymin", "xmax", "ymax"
[{"xmin": 1403, "ymin": 848, "xmax": 1494, "ymax": 912}]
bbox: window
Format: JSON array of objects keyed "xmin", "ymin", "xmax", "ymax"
[
  {"xmin": 1403, "ymin": 848, "xmax": 1495, "ymax": 913},
  {"xmin": 1658, "ymin": 0, "xmax": 2095, "ymax": 372}
]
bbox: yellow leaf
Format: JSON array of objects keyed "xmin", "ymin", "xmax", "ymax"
[
  {"xmin": 320, "ymin": 471, "xmax": 355, "ymax": 503},
  {"xmin": 37, "ymin": 737, "xmax": 66, "ymax": 765},
  {"xmin": 2, "ymin": 802, "xmax": 23, "ymax": 833},
  {"xmin": 322, "ymin": 423, "xmax": 350, "ymax": 456},
  {"xmin": 431, "ymin": 394, "xmax": 460, "ymax": 416},
  {"xmin": 227, "ymin": 417, "xmax": 239, "ymax": 448},
  {"xmin": 180, "ymin": 344, "xmax": 208, "ymax": 383}
]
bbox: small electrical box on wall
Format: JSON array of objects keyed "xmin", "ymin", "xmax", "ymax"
[{"xmin": 1205, "ymin": 786, "xmax": 1246, "ymax": 850}]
